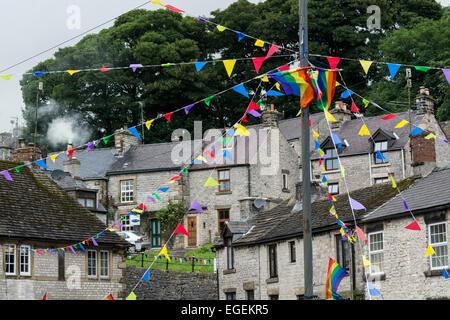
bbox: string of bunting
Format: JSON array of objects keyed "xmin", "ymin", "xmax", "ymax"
[{"xmin": 310, "ymin": 53, "xmax": 450, "ymax": 84}]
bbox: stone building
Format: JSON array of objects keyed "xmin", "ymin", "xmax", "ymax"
[
  {"xmin": 279, "ymin": 87, "xmax": 450, "ymax": 194},
  {"xmin": 0, "ymin": 160, "xmax": 129, "ymax": 300},
  {"xmin": 215, "ymin": 166, "xmax": 450, "ymax": 300}
]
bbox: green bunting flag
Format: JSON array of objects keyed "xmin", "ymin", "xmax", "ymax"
[
  {"xmin": 103, "ymin": 134, "xmax": 114, "ymax": 144},
  {"xmin": 204, "ymin": 96, "xmax": 213, "ymax": 106}
]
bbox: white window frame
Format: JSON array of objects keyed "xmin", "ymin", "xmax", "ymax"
[
  {"xmin": 328, "ymin": 183, "xmax": 339, "ymax": 195},
  {"xmin": 374, "ymin": 141, "xmax": 389, "ymax": 164},
  {"xmin": 87, "ymin": 250, "xmax": 97, "ymax": 279},
  {"xmin": 428, "ymin": 222, "xmax": 448, "ymax": 270},
  {"xmin": 374, "ymin": 177, "xmax": 389, "ymax": 184},
  {"xmin": 100, "ymin": 250, "xmax": 110, "ymax": 279},
  {"xmin": 120, "ymin": 179, "xmax": 134, "ymax": 203},
  {"xmin": 5, "ymin": 244, "xmax": 16, "ymax": 276},
  {"xmin": 368, "ymin": 231, "xmax": 384, "ymax": 275},
  {"xmin": 19, "ymin": 245, "xmax": 31, "ymax": 276},
  {"xmin": 282, "ymin": 173, "xmax": 288, "ymax": 190}
]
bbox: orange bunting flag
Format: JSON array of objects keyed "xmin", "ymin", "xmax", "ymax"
[
  {"xmin": 43, "ymin": 292, "xmax": 48, "ymax": 300},
  {"xmin": 104, "ymin": 293, "xmax": 114, "ymax": 300}
]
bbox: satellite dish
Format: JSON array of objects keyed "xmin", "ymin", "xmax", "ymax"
[
  {"xmin": 51, "ymin": 169, "xmax": 66, "ymax": 181},
  {"xmin": 253, "ymin": 198, "xmax": 266, "ymax": 209}
]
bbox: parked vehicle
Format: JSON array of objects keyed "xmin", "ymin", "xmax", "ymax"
[{"xmin": 117, "ymin": 231, "xmax": 151, "ymax": 252}]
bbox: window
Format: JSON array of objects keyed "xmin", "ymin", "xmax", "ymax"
[
  {"xmin": 336, "ymin": 235, "xmax": 350, "ymax": 270},
  {"xmin": 268, "ymin": 244, "xmax": 278, "ymax": 278},
  {"xmin": 374, "ymin": 177, "xmax": 388, "ymax": 184},
  {"xmin": 20, "ymin": 245, "xmax": 31, "ymax": 276},
  {"xmin": 226, "ymin": 237, "xmax": 234, "ymax": 270},
  {"xmin": 121, "ymin": 214, "xmax": 132, "ymax": 231},
  {"xmin": 88, "ymin": 250, "xmax": 97, "ymax": 278},
  {"xmin": 222, "ymin": 133, "xmax": 234, "ymax": 149},
  {"xmin": 429, "ymin": 223, "xmax": 448, "ymax": 270},
  {"xmin": 58, "ymin": 251, "xmax": 65, "ymax": 281},
  {"xmin": 328, "ymin": 183, "xmax": 339, "ymax": 195},
  {"xmin": 282, "ymin": 174, "xmax": 288, "ymax": 190},
  {"xmin": 100, "ymin": 251, "xmax": 110, "ymax": 279},
  {"xmin": 289, "ymin": 241, "xmax": 296, "ymax": 263},
  {"xmin": 325, "ymin": 148, "xmax": 338, "ymax": 170},
  {"xmin": 218, "ymin": 169, "xmax": 230, "ymax": 192},
  {"xmin": 218, "ymin": 209, "xmax": 230, "ymax": 233},
  {"xmin": 120, "ymin": 179, "xmax": 134, "ymax": 203},
  {"xmin": 269, "ymin": 295, "xmax": 279, "ymax": 300},
  {"xmin": 76, "ymin": 191, "xmax": 96, "ymax": 208},
  {"xmin": 368, "ymin": 232, "xmax": 384, "ymax": 274},
  {"xmin": 226, "ymin": 292, "xmax": 236, "ymax": 300},
  {"xmin": 246, "ymin": 290, "xmax": 255, "ymax": 300},
  {"xmin": 5, "ymin": 245, "xmax": 16, "ymax": 275},
  {"xmin": 374, "ymin": 141, "xmax": 389, "ymax": 164}
]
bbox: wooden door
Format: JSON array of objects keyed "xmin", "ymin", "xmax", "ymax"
[{"xmin": 187, "ymin": 217, "xmax": 197, "ymax": 247}]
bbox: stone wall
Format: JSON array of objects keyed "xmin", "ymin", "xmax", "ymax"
[{"xmin": 126, "ymin": 267, "xmax": 218, "ymax": 300}]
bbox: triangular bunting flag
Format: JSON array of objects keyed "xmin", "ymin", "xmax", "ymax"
[
  {"xmin": 145, "ymin": 119, "xmax": 155, "ymax": 130},
  {"xmin": 356, "ymin": 226, "xmax": 367, "ymax": 245},
  {"xmin": 395, "ymin": 120, "xmax": 409, "ymax": 128},
  {"xmin": 223, "ymin": 149, "xmax": 232, "ymax": 160},
  {"xmin": 266, "ymin": 90, "xmax": 285, "ymax": 96},
  {"xmin": 349, "ymin": 197, "xmax": 366, "ymax": 211},
  {"xmin": 340, "ymin": 89, "xmax": 354, "ymax": 98},
  {"xmin": 247, "ymin": 109, "xmax": 262, "ymax": 118},
  {"xmin": 405, "ymin": 220, "xmax": 421, "ymax": 231},
  {"xmin": 362, "ymin": 99, "xmax": 370, "ymax": 108},
  {"xmin": 159, "ymin": 246, "xmax": 171, "ymax": 261},
  {"xmin": 236, "ymin": 31, "xmax": 245, "ymax": 42},
  {"xmin": 410, "ymin": 127, "xmax": 423, "ymax": 135},
  {"xmin": 443, "ymin": 269, "xmax": 450, "ymax": 279},
  {"xmin": 381, "ymin": 114, "xmax": 396, "ymax": 120},
  {"xmin": 174, "ymin": 223, "xmax": 190, "ymax": 237},
  {"xmin": 195, "ymin": 61, "xmax": 207, "ymax": 72},
  {"xmin": 252, "ymin": 57, "xmax": 265, "ymax": 74},
  {"xmin": 327, "ymin": 56, "xmax": 341, "ymax": 70},
  {"xmin": 425, "ymin": 133, "xmax": 436, "ymax": 140},
  {"xmin": 0, "ymin": 74, "xmax": 12, "ymax": 80},
  {"xmin": 324, "ymin": 109, "xmax": 336, "ymax": 122},
  {"xmin": 390, "ymin": 175, "xmax": 397, "ymax": 188},
  {"xmin": 104, "ymin": 293, "xmax": 114, "ymax": 300},
  {"xmin": 443, "ymin": 69, "xmax": 450, "ymax": 84},
  {"xmin": 387, "ymin": 63, "xmax": 401, "ymax": 80},
  {"xmin": 129, "ymin": 64, "xmax": 143, "ymax": 72},
  {"xmin": 254, "ymin": 39, "xmax": 264, "ymax": 47},
  {"xmin": 188, "ymin": 200, "xmax": 204, "ymax": 213},
  {"xmin": 415, "ymin": 66, "xmax": 429, "ymax": 72},
  {"xmin": 165, "ymin": 5, "xmax": 184, "ymax": 12},
  {"xmin": 142, "ymin": 269, "xmax": 151, "ymax": 281},
  {"xmin": 103, "ymin": 134, "xmax": 114, "ymax": 144},
  {"xmin": 0, "ymin": 170, "xmax": 13, "ymax": 181},
  {"xmin": 164, "ymin": 112, "xmax": 174, "ymax": 122},
  {"xmin": 100, "ymin": 65, "xmax": 111, "ymax": 72},
  {"xmin": 158, "ymin": 187, "xmax": 169, "ymax": 193},
  {"xmin": 351, "ymin": 102, "xmax": 360, "ymax": 113},
  {"xmin": 233, "ymin": 123, "xmax": 250, "ymax": 136},
  {"xmin": 362, "ymin": 255, "xmax": 371, "ymax": 268},
  {"xmin": 204, "ymin": 177, "xmax": 219, "ymax": 187},
  {"xmin": 204, "ymin": 96, "xmax": 213, "ymax": 106},
  {"xmin": 34, "ymin": 160, "xmax": 48, "ymax": 169},
  {"xmin": 360, "ymin": 60, "xmax": 373, "ymax": 74},
  {"xmin": 126, "ymin": 292, "xmax": 137, "ymax": 300},
  {"xmin": 216, "ymin": 25, "xmax": 227, "ymax": 32},
  {"xmin": 232, "ymin": 84, "xmax": 249, "ymax": 98},
  {"xmin": 128, "ymin": 127, "xmax": 142, "ymax": 140},
  {"xmin": 425, "ymin": 244, "xmax": 435, "ymax": 257},
  {"xmin": 246, "ymin": 101, "xmax": 260, "ymax": 112},
  {"xmin": 265, "ymin": 45, "xmax": 279, "ymax": 60},
  {"xmin": 223, "ymin": 60, "xmax": 237, "ymax": 77},
  {"xmin": 66, "ymin": 70, "xmax": 80, "ymax": 76},
  {"xmin": 359, "ymin": 124, "xmax": 370, "ymax": 136},
  {"xmin": 68, "ymin": 148, "xmax": 77, "ymax": 157},
  {"xmin": 403, "ymin": 199, "xmax": 409, "ymax": 211}
]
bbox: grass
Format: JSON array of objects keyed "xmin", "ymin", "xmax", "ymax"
[{"xmin": 126, "ymin": 244, "xmax": 216, "ymax": 273}]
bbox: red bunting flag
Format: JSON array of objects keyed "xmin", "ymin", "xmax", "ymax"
[
  {"xmin": 278, "ymin": 65, "xmax": 290, "ymax": 71},
  {"xmin": 246, "ymin": 101, "xmax": 260, "ymax": 112},
  {"xmin": 68, "ymin": 148, "xmax": 77, "ymax": 158},
  {"xmin": 241, "ymin": 114, "xmax": 248, "ymax": 122},
  {"xmin": 351, "ymin": 101, "xmax": 360, "ymax": 113},
  {"xmin": 405, "ymin": 220, "xmax": 421, "ymax": 231},
  {"xmin": 204, "ymin": 150, "xmax": 216, "ymax": 159},
  {"xmin": 327, "ymin": 56, "xmax": 341, "ymax": 70},
  {"xmin": 356, "ymin": 226, "xmax": 367, "ymax": 245},
  {"xmin": 43, "ymin": 293, "xmax": 47, "ymax": 300},
  {"xmin": 164, "ymin": 112, "xmax": 174, "ymax": 122},
  {"xmin": 170, "ymin": 175, "xmax": 181, "ymax": 181},
  {"xmin": 265, "ymin": 45, "xmax": 279, "ymax": 60},
  {"xmin": 165, "ymin": 5, "xmax": 184, "ymax": 12},
  {"xmin": 100, "ymin": 65, "xmax": 111, "ymax": 72},
  {"xmin": 104, "ymin": 293, "xmax": 114, "ymax": 300},
  {"xmin": 139, "ymin": 203, "xmax": 147, "ymax": 210},
  {"xmin": 174, "ymin": 223, "xmax": 189, "ymax": 237},
  {"xmin": 381, "ymin": 114, "xmax": 397, "ymax": 120},
  {"xmin": 252, "ymin": 57, "xmax": 265, "ymax": 74}
]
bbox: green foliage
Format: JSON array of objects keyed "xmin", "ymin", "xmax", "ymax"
[
  {"xmin": 156, "ymin": 199, "xmax": 187, "ymax": 241},
  {"xmin": 185, "ymin": 244, "xmax": 216, "ymax": 259}
]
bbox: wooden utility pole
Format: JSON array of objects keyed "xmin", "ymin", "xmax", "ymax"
[{"xmin": 299, "ymin": 0, "xmax": 314, "ymax": 299}]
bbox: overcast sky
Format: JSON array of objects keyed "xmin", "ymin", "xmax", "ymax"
[{"xmin": 0, "ymin": 0, "xmax": 448, "ymax": 133}]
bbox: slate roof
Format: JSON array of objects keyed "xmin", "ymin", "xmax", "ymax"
[
  {"xmin": 231, "ymin": 176, "xmax": 418, "ymax": 247},
  {"xmin": 362, "ymin": 166, "xmax": 450, "ymax": 222},
  {"xmin": 47, "ymin": 148, "xmax": 119, "ymax": 180},
  {"xmin": 439, "ymin": 120, "xmax": 450, "ymax": 139},
  {"xmin": 278, "ymin": 113, "xmax": 324, "ymax": 141},
  {"xmin": 0, "ymin": 160, "xmax": 127, "ymax": 245}
]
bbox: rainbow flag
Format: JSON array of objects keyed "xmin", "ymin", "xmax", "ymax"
[
  {"xmin": 325, "ymin": 257, "xmax": 348, "ymax": 299},
  {"xmin": 267, "ymin": 67, "xmax": 316, "ymax": 108},
  {"xmin": 312, "ymin": 68, "xmax": 337, "ymax": 110}
]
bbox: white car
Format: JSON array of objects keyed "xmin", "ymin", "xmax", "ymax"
[{"xmin": 117, "ymin": 231, "xmax": 150, "ymax": 252}]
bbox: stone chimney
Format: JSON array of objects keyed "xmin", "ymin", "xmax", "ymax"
[
  {"xmin": 13, "ymin": 141, "xmax": 42, "ymax": 164},
  {"xmin": 63, "ymin": 143, "xmax": 81, "ymax": 179},
  {"xmin": 329, "ymin": 101, "xmax": 352, "ymax": 128},
  {"xmin": 415, "ymin": 86, "xmax": 435, "ymax": 115},
  {"xmin": 410, "ymin": 130, "xmax": 436, "ymax": 177},
  {"xmin": 114, "ymin": 126, "xmax": 141, "ymax": 157},
  {"xmin": 262, "ymin": 104, "xmax": 279, "ymax": 128}
]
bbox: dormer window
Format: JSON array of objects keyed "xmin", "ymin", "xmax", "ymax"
[
  {"xmin": 75, "ymin": 191, "xmax": 96, "ymax": 208},
  {"xmin": 374, "ymin": 141, "xmax": 389, "ymax": 164}
]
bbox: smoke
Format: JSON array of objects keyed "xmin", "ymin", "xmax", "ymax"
[{"xmin": 46, "ymin": 115, "xmax": 92, "ymax": 149}]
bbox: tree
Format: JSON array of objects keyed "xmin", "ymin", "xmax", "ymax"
[{"xmin": 156, "ymin": 199, "xmax": 187, "ymax": 243}]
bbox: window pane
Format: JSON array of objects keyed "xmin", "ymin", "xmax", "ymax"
[
  {"xmin": 86, "ymin": 198, "xmax": 95, "ymax": 207},
  {"xmin": 370, "ymin": 252, "xmax": 384, "ymax": 273},
  {"xmin": 88, "ymin": 251, "xmax": 97, "ymax": 277},
  {"xmin": 219, "ymin": 170, "xmax": 230, "ymax": 180},
  {"xmin": 431, "ymin": 245, "xmax": 448, "ymax": 268},
  {"xmin": 100, "ymin": 251, "xmax": 109, "ymax": 277}
]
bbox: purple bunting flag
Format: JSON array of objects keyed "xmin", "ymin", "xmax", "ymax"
[
  {"xmin": 443, "ymin": 69, "xmax": 450, "ymax": 85},
  {"xmin": 86, "ymin": 141, "xmax": 94, "ymax": 151},
  {"xmin": 349, "ymin": 197, "xmax": 366, "ymax": 211},
  {"xmin": 188, "ymin": 200, "xmax": 204, "ymax": 213},
  {"xmin": 184, "ymin": 104, "xmax": 195, "ymax": 114},
  {"xmin": 148, "ymin": 196, "xmax": 156, "ymax": 202},
  {"xmin": 129, "ymin": 64, "xmax": 143, "ymax": 72},
  {"xmin": 69, "ymin": 246, "xmax": 76, "ymax": 254},
  {"xmin": 247, "ymin": 109, "xmax": 262, "ymax": 117},
  {"xmin": 403, "ymin": 199, "xmax": 409, "ymax": 211},
  {"xmin": 91, "ymin": 237, "xmax": 98, "ymax": 246},
  {"xmin": 0, "ymin": 170, "xmax": 13, "ymax": 181}
]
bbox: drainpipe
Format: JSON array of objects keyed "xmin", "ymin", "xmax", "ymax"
[
  {"xmin": 105, "ymin": 177, "xmax": 109, "ymax": 226},
  {"xmin": 368, "ymin": 153, "xmax": 373, "ymax": 185},
  {"xmin": 401, "ymin": 148, "xmax": 406, "ymax": 179}
]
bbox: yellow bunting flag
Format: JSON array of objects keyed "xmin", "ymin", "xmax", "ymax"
[
  {"xmin": 390, "ymin": 175, "xmax": 397, "ymax": 188},
  {"xmin": 223, "ymin": 60, "xmax": 237, "ymax": 78},
  {"xmin": 275, "ymin": 82, "xmax": 281, "ymax": 91},
  {"xmin": 151, "ymin": 0, "xmax": 165, "ymax": 7},
  {"xmin": 324, "ymin": 109, "xmax": 336, "ymax": 122},
  {"xmin": 296, "ymin": 109, "xmax": 302, "ymax": 117},
  {"xmin": 318, "ymin": 148, "xmax": 324, "ymax": 157},
  {"xmin": 132, "ymin": 209, "xmax": 143, "ymax": 214},
  {"xmin": 360, "ymin": 60, "xmax": 373, "ymax": 74},
  {"xmin": 0, "ymin": 75, "xmax": 12, "ymax": 80},
  {"xmin": 145, "ymin": 119, "xmax": 155, "ymax": 130},
  {"xmin": 255, "ymin": 39, "xmax": 265, "ymax": 47},
  {"xmin": 159, "ymin": 245, "xmax": 171, "ymax": 261},
  {"xmin": 204, "ymin": 177, "xmax": 219, "ymax": 187},
  {"xmin": 425, "ymin": 133, "xmax": 436, "ymax": 140},
  {"xmin": 313, "ymin": 130, "xmax": 319, "ymax": 137},
  {"xmin": 321, "ymin": 166, "xmax": 326, "ymax": 172},
  {"xmin": 66, "ymin": 70, "xmax": 80, "ymax": 76},
  {"xmin": 262, "ymin": 76, "xmax": 269, "ymax": 82},
  {"xmin": 425, "ymin": 244, "xmax": 435, "ymax": 257},
  {"xmin": 395, "ymin": 120, "xmax": 409, "ymax": 128},
  {"xmin": 196, "ymin": 155, "xmax": 207, "ymax": 163},
  {"xmin": 50, "ymin": 154, "xmax": 60, "ymax": 163},
  {"xmin": 359, "ymin": 124, "xmax": 370, "ymax": 136},
  {"xmin": 362, "ymin": 255, "xmax": 371, "ymax": 268},
  {"xmin": 126, "ymin": 292, "xmax": 137, "ymax": 300},
  {"xmin": 335, "ymin": 80, "xmax": 340, "ymax": 87},
  {"xmin": 233, "ymin": 124, "xmax": 250, "ymax": 136},
  {"xmin": 216, "ymin": 25, "xmax": 227, "ymax": 32},
  {"xmin": 340, "ymin": 165, "xmax": 345, "ymax": 180}
]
